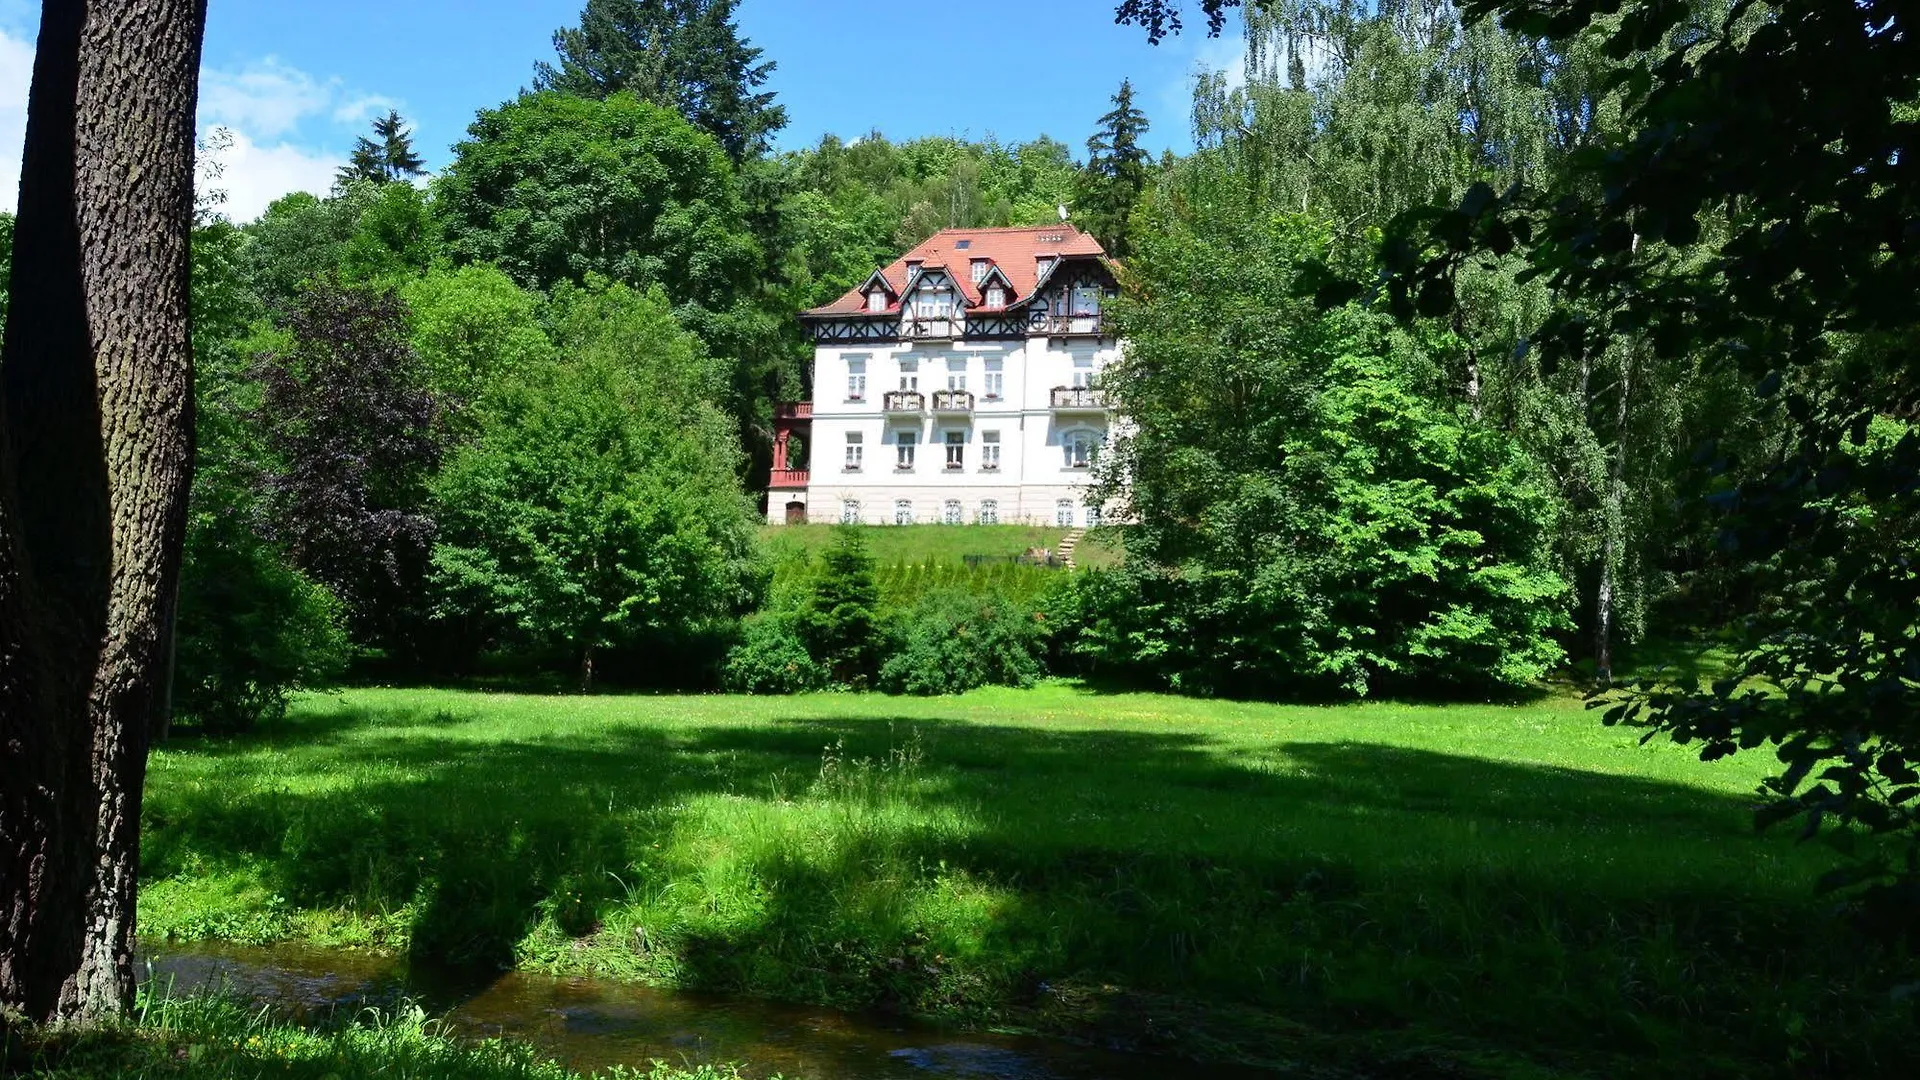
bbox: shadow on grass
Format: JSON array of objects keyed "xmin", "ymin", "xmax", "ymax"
[{"xmin": 140, "ymin": 703, "xmax": 1909, "ymax": 1078}]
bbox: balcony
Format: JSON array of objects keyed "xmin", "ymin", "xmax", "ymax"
[
  {"xmin": 932, "ymin": 389, "xmax": 974, "ymax": 414},
  {"xmin": 1032, "ymin": 314, "xmax": 1105, "ymax": 337},
  {"xmin": 901, "ymin": 318, "xmax": 960, "ymax": 341},
  {"xmin": 775, "ymin": 402, "xmax": 814, "ymax": 421},
  {"xmin": 1050, "ymin": 386, "xmax": 1108, "ymax": 412},
  {"xmin": 770, "ymin": 468, "xmax": 809, "ymax": 489},
  {"xmin": 883, "ymin": 390, "xmax": 925, "ymax": 414}
]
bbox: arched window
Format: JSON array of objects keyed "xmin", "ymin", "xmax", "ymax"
[
  {"xmin": 840, "ymin": 500, "xmax": 861, "ymax": 524},
  {"xmin": 1056, "ymin": 499, "xmax": 1075, "ymax": 527},
  {"xmin": 894, "ymin": 499, "xmax": 914, "ymax": 526},
  {"xmin": 1063, "ymin": 430, "xmax": 1101, "ymax": 470},
  {"xmin": 978, "ymin": 500, "xmax": 999, "ymax": 525},
  {"xmin": 1085, "ymin": 503, "xmax": 1103, "ymax": 528},
  {"xmin": 943, "ymin": 500, "xmax": 963, "ymax": 525}
]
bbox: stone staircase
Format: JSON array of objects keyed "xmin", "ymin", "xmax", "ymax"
[{"xmin": 1056, "ymin": 528, "xmax": 1087, "ymax": 571}]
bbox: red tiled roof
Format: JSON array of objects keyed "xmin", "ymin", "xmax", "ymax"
[{"xmin": 805, "ymin": 224, "xmax": 1108, "ymax": 317}]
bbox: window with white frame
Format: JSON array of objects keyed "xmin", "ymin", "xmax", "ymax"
[
  {"xmin": 898, "ymin": 359, "xmax": 918, "ymax": 392},
  {"xmin": 944, "ymin": 430, "xmax": 965, "ymax": 470},
  {"xmin": 1056, "ymin": 499, "xmax": 1075, "ymax": 527},
  {"xmin": 978, "ymin": 499, "xmax": 999, "ymax": 525},
  {"xmin": 844, "ymin": 431, "xmax": 864, "ymax": 471},
  {"xmin": 983, "ymin": 361, "xmax": 1004, "ymax": 400},
  {"xmin": 981, "ymin": 430, "xmax": 1001, "ymax": 471},
  {"xmin": 985, "ymin": 285, "xmax": 1005, "ymax": 308},
  {"xmin": 867, "ymin": 289, "xmax": 886, "ymax": 313},
  {"xmin": 894, "ymin": 499, "xmax": 914, "ymax": 526},
  {"xmin": 912, "ymin": 284, "xmax": 954, "ymax": 320},
  {"xmin": 895, "ymin": 430, "xmax": 917, "ymax": 470},
  {"xmin": 970, "ymin": 259, "xmax": 989, "ymax": 285},
  {"xmin": 943, "ymin": 499, "xmax": 964, "ymax": 525},
  {"xmin": 1063, "ymin": 430, "xmax": 1100, "ymax": 469},
  {"xmin": 946, "ymin": 357, "xmax": 966, "ymax": 390},
  {"xmin": 841, "ymin": 499, "xmax": 861, "ymax": 524},
  {"xmin": 1072, "ymin": 354, "xmax": 1096, "ymax": 388},
  {"xmin": 846, "ymin": 357, "xmax": 868, "ymax": 401},
  {"xmin": 1085, "ymin": 504, "xmax": 1103, "ymax": 528}
]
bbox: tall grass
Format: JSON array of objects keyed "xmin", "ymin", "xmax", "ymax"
[{"xmin": 137, "ymin": 686, "xmax": 1918, "ymax": 1078}]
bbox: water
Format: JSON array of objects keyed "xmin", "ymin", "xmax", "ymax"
[{"xmin": 140, "ymin": 941, "xmax": 1284, "ymax": 1079}]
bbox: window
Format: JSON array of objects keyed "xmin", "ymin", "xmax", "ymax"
[
  {"xmin": 985, "ymin": 285, "xmax": 1005, "ymax": 308},
  {"xmin": 971, "ymin": 259, "xmax": 989, "ymax": 285},
  {"xmin": 978, "ymin": 499, "xmax": 999, "ymax": 525},
  {"xmin": 894, "ymin": 499, "xmax": 914, "ymax": 526},
  {"xmin": 981, "ymin": 431, "xmax": 1001, "ymax": 471},
  {"xmin": 954, "ymin": 239, "xmax": 972, "ymax": 250},
  {"xmin": 1072, "ymin": 355, "xmax": 1096, "ymax": 389},
  {"xmin": 896, "ymin": 430, "xmax": 917, "ymax": 470},
  {"xmin": 983, "ymin": 361, "xmax": 1004, "ymax": 400},
  {"xmin": 945, "ymin": 430, "xmax": 965, "ymax": 470},
  {"xmin": 841, "ymin": 500, "xmax": 861, "ymax": 524},
  {"xmin": 943, "ymin": 499, "xmax": 964, "ymax": 525},
  {"xmin": 1085, "ymin": 504, "xmax": 1103, "ymax": 528},
  {"xmin": 846, "ymin": 358, "xmax": 867, "ymax": 401},
  {"xmin": 1056, "ymin": 499, "xmax": 1075, "ymax": 527},
  {"xmin": 844, "ymin": 432, "xmax": 864, "ymax": 471},
  {"xmin": 1063, "ymin": 430, "xmax": 1100, "ymax": 469},
  {"xmin": 1072, "ymin": 285, "xmax": 1103, "ymax": 315},
  {"xmin": 946, "ymin": 358, "xmax": 967, "ymax": 391},
  {"xmin": 1036, "ymin": 255, "xmax": 1056, "ymax": 279},
  {"xmin": 912, "ymin": 285, "xmax": 954, "ymax": 320},
  {"xmin": 867, "ymin": 289, "xmax": 887, "ymax": 313},
  {"xmin": 898, "ymin": 360, "xmax": 918, "ymax": 392}
]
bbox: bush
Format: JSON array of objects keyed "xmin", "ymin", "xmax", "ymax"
[
  {"xmin": 723, "ymin": 615, "xmax": 827, "ymax": 694},
  {"xmin": 876, "ymin": 588, "xmax": 1049, "ymax": 696},
  {"xmin": 795, "ymin": 526, "xmax": 881, "ymax": 686},
  {"xmin": 175, "ymin": 508, "xmax": 351, "ymax": 733}
]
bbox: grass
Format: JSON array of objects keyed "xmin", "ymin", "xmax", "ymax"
[
  {"xmin": 1, "ymin": 992, "xmax": 757, "ymax": 1079},
  {"xmin": 137, "ymin": 685, "xmax": 1917, "ymax": 1078},
  {"xmin": 761, "ymin": 524, "xmax": 1081, "ymax": 566}
]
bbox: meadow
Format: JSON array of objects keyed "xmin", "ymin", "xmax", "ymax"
[{"xmin": 136, "ymin": 685, "xmax": 1913, "ymax": 1078}]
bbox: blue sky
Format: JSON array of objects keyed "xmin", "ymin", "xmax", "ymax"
[{"xmin": 0, "ymin": 0, "xmax": 1245, "ymax": 220}]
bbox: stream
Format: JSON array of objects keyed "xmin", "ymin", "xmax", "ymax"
[{"xmin": 140, "ymin": 941, "xmax": 1284, "ymax": 1079}]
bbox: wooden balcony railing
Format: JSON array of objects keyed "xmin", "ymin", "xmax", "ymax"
[
  {"xmin": 769, "ymin": 468, "xmax": 809, "ymax": 489},
  {"xmin": 901, "ymin": 318, "xmax": 959, "ymax": 340},
  {"xmin": 932, "ymin": 389, "xmax": 974, "ymax": 413},
  {"xmin": 1032, "ymin": 314, "xmax": 1105, "ymax": 337},
  {"xmin": 1050, "ymin": 386, "xmax": 1108, "ymax": 410},
  {"xmin": 775, "ymin": 402, "xmax": 814, "ymax": 421},
  {"xmin": 882, "ymin": 390, "xmax": 925, "ymax": 413}
]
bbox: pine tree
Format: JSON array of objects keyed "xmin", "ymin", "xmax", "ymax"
[
  {"xmin": 1076, "ymin": 80, "xmax": 1151, "ymax": 256},
  {"xmin": 335, "ymin": 110, "xmax": 427, "ymax": 187},
  {"xmin": 534, "ymin": 0, "xmax": 787, "ymax": 161}
]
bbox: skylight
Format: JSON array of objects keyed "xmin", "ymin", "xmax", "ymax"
[{"xmin": 954, "ymin": 239, "xmax": 972, "ymax": 249}]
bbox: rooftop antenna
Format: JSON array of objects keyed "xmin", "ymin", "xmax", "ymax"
[{"xmin": 1057, "ymin": 203, "xmax": 1070, "ymax": 221}]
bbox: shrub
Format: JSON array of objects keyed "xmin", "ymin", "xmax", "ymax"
[
  {"xmin": 795, "ymin": 526, "xmax": 881, "ymax": 687},
  {"xmin": 876, "ymin": 588, "xmax": 1048, "ymax": 696},
  {"xmin": 723, "ymin": 615, "xmax": 827, "ymax": 694}
]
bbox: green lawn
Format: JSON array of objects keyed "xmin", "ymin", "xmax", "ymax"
[
  {"xmin": 137, "ymin": 685, "xmax": 1911, "ymax": 1078},
  {"xmin": 762, "ymin": 524, "xmax": 1077, "ymax": 565}
]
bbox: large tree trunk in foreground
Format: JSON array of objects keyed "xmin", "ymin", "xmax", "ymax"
[{"xmin": 0, "ymin": 0, "xmax": 207, "ymax": 1023}]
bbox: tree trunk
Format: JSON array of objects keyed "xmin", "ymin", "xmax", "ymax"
[
  {"xmin": 1594, "ymin": 353, "xmax": 1636, "ymax": 686},
  {"xmin": 0, "ymin": 0, "xmax": 207, "ymax": 1024}
]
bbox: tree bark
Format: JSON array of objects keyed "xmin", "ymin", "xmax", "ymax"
[{"xmin": 0, "ymin": 0, "xmax": 207, "ymax": 1024}]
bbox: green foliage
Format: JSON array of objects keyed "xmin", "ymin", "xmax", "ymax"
[
  {"xmin": 1096, "ymin": 188, "xmax": 1567, "ymax": 697},
  {"xmin": 430, "ymin": 283, "xmax": 761, "ymax": 687},
  {"xmin": 535, "ymin": 0, "xmax": 787, "ymax": 161},
  {"xmin": 875, "ymin": 589, "xmax": 1048, "ymax": 696},
  {"xmin": 722, "ymin": 614, "xmax": 826, "ymax": 695},
  {"xmin": 401, "ymin": 263, "xmax": 555, "ymax": 408},
  {"xmin": 336, "ymin": 108, "xmax": 430, "ymax": 187},
  {"xmin": 793, "ymin": 526, "xmax": 879, "ymax": 686},
  {"xmin": 1076, "ymin": 79, "xmax": 1152, "ymax": 256}
]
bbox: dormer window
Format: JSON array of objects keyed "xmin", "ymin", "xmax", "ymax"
[
  {"xmin": 905, "ymin": 260, "xmax": 923, "ymax": 281},
  {"xmin": 867, "ymin": 290, "xmax": 886, "ymax": 313},
  {"xmin": 970, "ymin": 259, "xmax": 990, "ymax": 285},
  {"xmin": 985, "ymin": 285, "xmax": 1006, "ymax": 308}
]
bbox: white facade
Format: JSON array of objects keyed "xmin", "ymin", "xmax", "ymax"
[{"xmin": 790, "ymin": 335, "xmax": 1119, "ymax": 526}]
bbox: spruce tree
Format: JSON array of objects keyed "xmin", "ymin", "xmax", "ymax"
[
  {"xmin": 1077, "ymin": 80, "xmax": 1151, "ymax": 256},
  {"xmin": 335, "ymin": 110, "xmax": 428, "ymax": 186},
  {"xmin": 534, "ymin": 0, "xmax": 787, "ymax": 161}
]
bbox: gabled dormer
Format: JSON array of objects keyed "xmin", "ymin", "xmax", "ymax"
[
  {"xmin": 975, "ymin": 263, "xmax": 1016, "ymax": 309},
  {"xmin": 857, "ymin": 269, "xmax": 896, "ymax": 314}
]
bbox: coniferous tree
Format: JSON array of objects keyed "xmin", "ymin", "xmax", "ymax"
[
  {"xmin": 335, "ymin": 110, "xmax": 428, "ymax": 186},
  {"xmin": 534, "ymin": 0, "xmax": 787, "ymax": 161},
  {"xmin": 1076, "ymin": 80, "xmax": 1151, "ymax": 256}
]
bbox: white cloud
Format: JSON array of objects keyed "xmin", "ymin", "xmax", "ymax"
[
  {"xmin": 0, "ymin": 25, "xmax": 30, "ymax": 214},
  {"xmin": 199, "ymin": 57, "xmax": 339, "ymax": 140},
  {"xmin": 201, "ymin": 126, "xmax": 340, "ymax": 224}
]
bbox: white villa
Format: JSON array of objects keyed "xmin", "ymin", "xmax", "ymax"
[{"xmin": 768, "ymin": 225, "xmax": 1120, "ymax": 527}]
